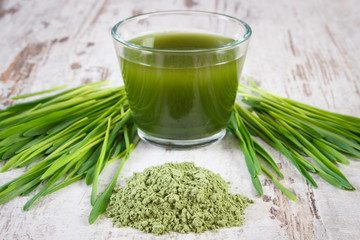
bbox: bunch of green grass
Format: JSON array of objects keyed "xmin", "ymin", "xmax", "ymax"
[
  {"xmin": 0, "ymin": 82, "xmax": 138, "ymax": 224},
  {"xmin": 232, "ymin": 77, "xmax": 359, "ymax": 198},
  {"xmin": 1, "ymin": 77, "xmax": 359, "ymax": 220},
  {"xmin": 227, "ymin": 110, "xmax": 297, "ymax": 201}
]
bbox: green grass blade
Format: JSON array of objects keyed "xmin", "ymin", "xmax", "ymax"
[
  {"xmin": 65, "ymin": 150, "xmax": 93, "ymax": 181},
  {"xmin": 88, "ymin": 156, "xmax": 127, "ymax": 224},
  {"xmin": 21, "ymin": 182, "xmax": 42, "ymax": 196},
  {"xmin": 0, "ymin": 176, "xmax": 42, "ymax": 205},
  {"xmin": 228, "ymin": 113, "xmax": 256, "ymax": 178},
  {"xmin": 85, "ymin": 165, "xmax": 96, "ymax": 185},
  {"xmin": 0, "ymin": 167, "xmax": 47, "ymax": 197},
  {"xmin": 254, "ymin": 140, "xmax": 284, "ymax": 178},
  {"xmin": 315, "ymin": 168, "xmax": 352, "ymax": 190},
  {"xmin": 15, "ymin": 134, "xmax": 47, "ymax": 153},
  {"xmin": 279, "ymin": 119, "xmax": 354, "ymax": 190},
  {"xmin": 11, "ymin": 85, "xmax": 68, "ymax": 100},
  {"xmin": 23, "ymin": 155, "xmax": 80, "ymax": 210},
  {"xmin": 1, "ymin": 137, "xmax": 33, "ymax": 159},
  {"xmin": 228, "ymin": 112, "xmax": 263, "ymax": 195},
  {"xmin": 235, "ymin": 104, "xmax": 318, "ymax": 188},
  {"xmin": 235, "ymin": 111, "xmax": 262, "ymax": 175},
  {"xmin": 40, "ymin": 137, "xmax": 102, "ymax": 180},
  {"xmin": 46, "ymin": 133, "xmax": 86, "ymax": 160},
  {"xmin": 43, "ymin": 173, "xmax": 86, "ymax": 196},
  {"xmin": 313, "ymin": 139, "xmax": 350, "ymax": 165},
  {"xmin": 91, "ymin": 117, "xmax": 111, "ymax": 205},
  {"xmin": 261, "ymin": 165, "xmax": 297, "ymax": 201},
  {"xmin": 78, "ymin": 145, "xmax": 102, "ymax": 174},
  {"xmin": 251, "ymin": 175, "xmax": 263, "ymax": 196},
  {"xmin": 106, "ymin": 140, "xmax": 139, "ymax": 165},
  {"xmin": 289, "ymin": 150, "xmax": 316, "ymax": 173}
]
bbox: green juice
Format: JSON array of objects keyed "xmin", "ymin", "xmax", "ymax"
[{"xmin": 121, "ymin": 32, "xmax": 246, "ymax": 140}]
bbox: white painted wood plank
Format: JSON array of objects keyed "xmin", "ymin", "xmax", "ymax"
[{"xmin": 0, "ymin": 0, "xmax": 359, "ymax": 239}]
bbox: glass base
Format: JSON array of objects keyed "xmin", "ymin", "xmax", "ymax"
[{"xmin": 137, "ymin": 129, "xmax": 226, "ymax": 148}]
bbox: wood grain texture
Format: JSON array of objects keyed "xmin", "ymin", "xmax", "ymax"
[{"xmin": 0, "ymin": 0, "xmax": 359, "ymax": 239}]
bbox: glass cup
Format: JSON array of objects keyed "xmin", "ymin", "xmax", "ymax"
[{"xmin": 111, "ymin": 11, "xmax": 251, "ymax": 147}]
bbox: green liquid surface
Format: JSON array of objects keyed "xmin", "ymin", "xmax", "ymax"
[{"xmin": 121, "ymin": 32, "xmax": 245, "ymax": 140}]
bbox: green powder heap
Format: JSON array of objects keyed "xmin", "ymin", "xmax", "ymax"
[{"xmin": 106, "ymin": 162, "xmax": 253, "ymax": 235}]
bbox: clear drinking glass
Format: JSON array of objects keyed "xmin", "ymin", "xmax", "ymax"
[{"xmin": 111, "ymin": 11, "xmax": 251, "ymax": 147}]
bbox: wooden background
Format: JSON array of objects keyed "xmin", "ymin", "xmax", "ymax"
[{"xmin": 0, "ymin": 0, "xmax": 359, "ymax": 239}]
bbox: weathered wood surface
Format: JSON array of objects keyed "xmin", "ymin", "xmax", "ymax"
[{"xmin": 0, "ymin": 0, "xmax": 359, "ymax": 239}]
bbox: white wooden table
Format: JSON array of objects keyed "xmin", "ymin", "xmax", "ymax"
[{"xmin": 1, "ymin": 0, "xmax": 359, "ymax": 239}]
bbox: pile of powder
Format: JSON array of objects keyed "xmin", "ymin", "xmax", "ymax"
[{"xmin": 106, "ymin": 162, "xmax": 253, "ymax": 235}]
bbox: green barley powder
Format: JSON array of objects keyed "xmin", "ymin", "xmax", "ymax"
[{"xmin": 106, "ymin": 162, "xmax": 253, "ymax": 235}]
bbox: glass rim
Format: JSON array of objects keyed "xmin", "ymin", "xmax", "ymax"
[{"xmin": 111, "ymin": 10, "xmax": 252, "ymax": 53}]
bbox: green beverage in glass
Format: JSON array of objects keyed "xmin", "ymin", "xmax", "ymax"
[{"xmin": 112, "ymin": 11, "xmax": 251, "ymax": 147}]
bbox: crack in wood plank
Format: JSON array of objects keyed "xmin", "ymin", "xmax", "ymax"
[
  {"xmin": 324, "ymin": 24, "xmax": 355, "ymax": 71},
  {"xmin": 0, "ymin": 0, "xmax": 19, "ymax": 19},
  {"xmin": 90, "ymin": 0, "xmax": 111, "ymax": 25},
  {"xmin": 287, "ymin": 30, "xmax": 297, "ymax": 56},
  {"xmin": 71, "ymin": 62, "xmax": 82, "ymax": 70},
  {"xmin": 184, "ymin": 0, "xmax": 197, "ymax": 8},
  {"xmin": 0, "ymin": 42, "xmax": 45, "ymax": 84},
  {"xmin": 0, "ymin": 42, "xmax": 46, "ymax": 108},
  {"xmin": 131, "ymin": 9, "xmax": 143, "ymax": 16},
  {"xmin": 306, "ymin": 181, "xmax": 320, "ymax": 220},
  {"xmin": 234, "ymin": 2, "xmax": 240, "ymax": 13},
  {"xmin": 59, "ymin": 36, "xmax": 69, "ymax": 43},
  {"xmin": 266, "ymin": 178, "xmax": 320, "ymax": 240}
]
